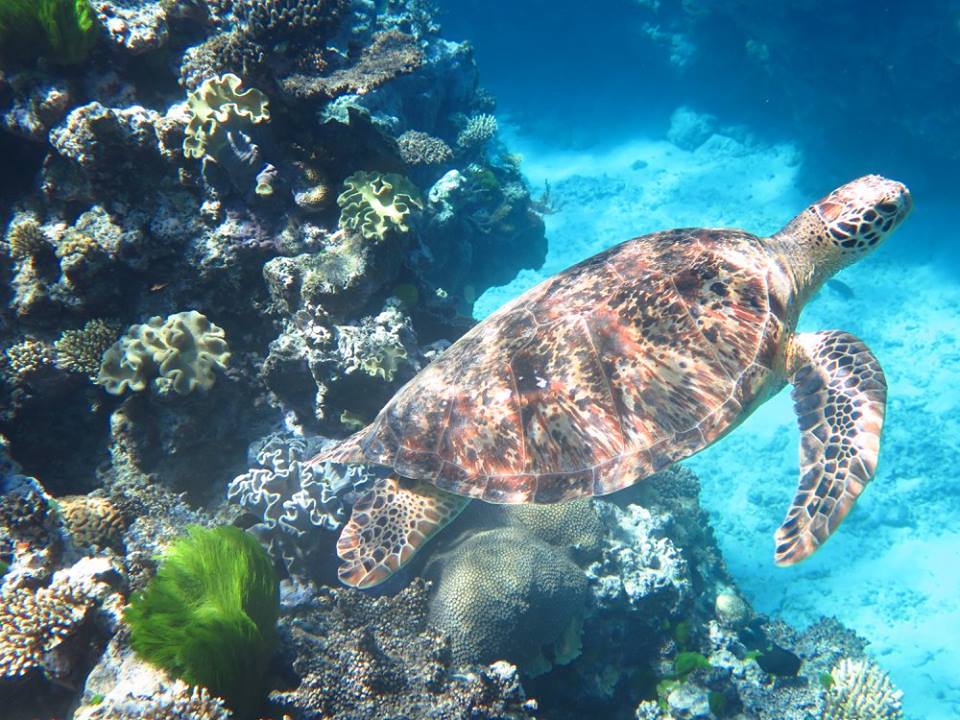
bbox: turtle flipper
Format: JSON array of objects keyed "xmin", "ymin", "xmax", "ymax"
[
  {"xmin": 776, "ymin": 331, "xmax": 886, "ymax": 566},
  {"xmin": 336, "ymin": 476, "xmax": 469, "ymax": 589}
]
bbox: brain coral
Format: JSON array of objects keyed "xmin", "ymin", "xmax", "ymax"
[
  {"xmin": 425, "ymin": 527, "xmax": 587, "ymax": 675},
  {"xmin": 182, "ymin": 73, "xmax": 269, "ymax": 160},
  {"xmin": 97, "ymin": 310, "xmax": 230, "ymax": 396},
  {"xmin": 499, "ymin": 498, "xmax": 603, "ymax": 558},
  {"xmin": 337, "ymin": 171, "xmax": 423, "ymax": 241}
]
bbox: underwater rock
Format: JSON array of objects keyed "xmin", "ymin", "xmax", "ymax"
[
  {"xmin": 425, "ymin": 526, "xmax": 588, "ymax": 674},
  {"xmin": 94, "ymin": 0, "xmax": 170, "ymax": 54},
  {"xmin": 76, "ymin": 679, "xmax": 232, "ymax": 720},
  {"xmin": 0, "ymin": 74, "xmax": 72, "ymax": 142}
]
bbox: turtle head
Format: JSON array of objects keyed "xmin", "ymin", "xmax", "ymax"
[
  {"xmin": 773, "ymin": 175, "xmax": 912, "ymax": 296},
  {"xmin": 810, "ymin": 174, "xmax": 912, "ymax": 257}
]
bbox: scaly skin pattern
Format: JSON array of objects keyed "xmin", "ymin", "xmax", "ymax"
[{"xmin": 320, "ymin": 227, "xmax": 795, "ymax": 504}]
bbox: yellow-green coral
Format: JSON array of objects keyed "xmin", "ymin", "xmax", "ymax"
[
  {"xmin": 4, "ymin": 217, "xmax": 50, "ymax": 259},
  {"xmin": 55, "ymin": 319, "xmax": 120, "ymax": 378},
  {"xmin": 97, "ymin": 310, "xmax": 230, "ymax": 396},
  {"xmin": 183, "ymin": 73, "xmax": 270, "ymax": 160},
  {"xmin": 337, "ymin": 171, "xmax": 423, "ymax": 241}
]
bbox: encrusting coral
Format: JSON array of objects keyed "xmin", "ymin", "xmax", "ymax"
[
  {"xmin": 821, "ymin": 657, "xmax": 904, "ymax": 720},
  {"xmin": 124, "ymin": 525, "xmax": 279, "ymax": 718},
  {"xmin": 97, "ymin": 310, "xmax": 230, "ymax": 396},
  {"xmin": 58, "ymin": 495, "xmax": 126, "ymax": 550},
  {"xmin": 338, "ymin": 171, "xmax": 424, "ymax": 241}
]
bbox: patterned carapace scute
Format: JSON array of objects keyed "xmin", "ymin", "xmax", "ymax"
[
  {"xmin": 228, "ymin": 435, "xmax": 372, "ymax": 536},
  {"xmin": 319, "ymin": 228, "xmax": 790, "ymax": 505}
]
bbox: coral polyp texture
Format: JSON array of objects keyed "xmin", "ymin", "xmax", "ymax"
[
  {"xmin": 337, "ymin": 171, "xmax": 424, "ymax": 241},
  {"xmin": 97, "ymin": 310, "xmax": 230, "ymax": 396},
  {"xmin": 182, "ymin": 74, "xmax": 270, "ymax": 160},
  {"xmin": 55, "ymin": 319, "xmax": 120, "ymax": 378},
  {"xmin": 397, "ymin": 130, "xmax": 455, "ymax": 166},
  {"xmin": 821, "ymin": 658, "xmax": 904, "ymax": 720},
  {"xmin": 4, "ymin": 216, "xmax": 50, "ymax": 259},
  {"xmin": 124, "ymin": 525, "xmax": 279, "ymax": 717},
  {"xmin": 0, "ymin": 582, "xmax": 92, "ymax": 681}
]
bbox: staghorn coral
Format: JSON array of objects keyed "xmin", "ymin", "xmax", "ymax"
[
  {"xmin": 280, "ymin": 30, "xmax": 423, "ymax": 100},
  {"xmin": 425, "ymin": 526, "xmax": 588, "ymax": 674},
  {"xmin": 397, "ymin": 129, "xmax": 454, "ymax": 166},
  {"xmin": 182, "ymin": 73, "xmax": 269, "ymax": 160},
  {"xmin": 78, "ymin": 680, "xmax": 232, "ymax": 720},
  {"xmin": 58, "ymin": 495, "xmax": 126, "ymax": 550},
  {"xmin": 338, "ymin": 171, "xmax": 423, "ymax": 241},
  {"xmin": 97, "ymin": 310, "xmax": 231, "ymax": 396},
  {"xmin": 124, "ymin": 525, "xmax": 279, "ymax": 717},
  {"xmin": 821, "ymin": 658, "xmax": 904, "ymax": 720},
  {"xmin": 271, "ymin": 579, "xmax": 536, "ymax": 719},
  {"xmin": 4, "ymin": 216, "xmax": 51, "ymax": 259},
  {"xmin": 457, "ymin": 113, "xmax": 498, "ymax": 150},
  {"xmin": 0, "ymin": 581, "xmax": 92, "ymax": 682},
  {"xmin": 55, "ymin": 319, "xmax": 120, "ymax": 378},
  {"xmin": 3, "ymin": 338, "xmax": 54, "ymax": 376}
]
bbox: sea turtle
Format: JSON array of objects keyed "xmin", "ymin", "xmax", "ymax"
[{"xmin": 309, "ymin": 174, "xmax": 912, "ymax": 589}]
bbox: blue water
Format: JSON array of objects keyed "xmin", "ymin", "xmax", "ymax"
[{"xmin": 440, "ymin": 2, "xmax": 960, "ymax": 718}]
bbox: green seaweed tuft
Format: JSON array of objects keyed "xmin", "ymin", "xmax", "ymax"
[
  {"xmin": 673, "ymin": 651, "xmax": 711, "ymax": 676},
  {"xmin": 124, "ymin": 525, "xmax": 279, "ymax": 718},
  {"xmin": 0, "ymin": 0, "xmax": 97, "ymax": 67}
]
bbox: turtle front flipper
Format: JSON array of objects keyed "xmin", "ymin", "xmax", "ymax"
[
  {"xmin": 776, "ymin": 331, "xmax": 887, "ymax": 565},
  {"xmin": 336, "ymin": 476, "xmax": 470, "ymax": 589}
]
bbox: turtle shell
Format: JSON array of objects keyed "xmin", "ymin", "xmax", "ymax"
[{"xmin": 340, "ymin": 229, "xmax": 792, "ymax": 503}]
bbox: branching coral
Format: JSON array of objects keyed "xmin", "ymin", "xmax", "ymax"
[
  {"xmin": 124, "ymin": 525, "xmax": 279, "ymax": 718},
  {"xmin": 821, "ymin": 658, "xmax": 904, "ymax": 720},
  {"xmin": 457, "ymin": 113, "xmax": 498, "ymax": 150},
  {"xmin": 4, "ymin": 217, "xmax": 51, "ymax": 259},
  {"xmin": 0, "ymin": 582, "xmax": 92, "ymax": 681},
  {"xmin": 55, "ymin": 319, "xmax": 120, "ymax": 378},
  {"xmin": 182, "ymin": 74, "xmax": 270, "ymax": 160},
  {"xmin": 97, "ymin": 310, "xmax": 230, "ymax": 396},
  {"xmin": 4, "ymin": 338, "xmax": 54, "ymax": 376},
  {"xmin": 338, "ymin": 171, "xmax": 423, "ymax": 241},
  {"xmin": 0, "ymin": 0, "xmax": 97, "ymax": 67},
  {"xmin": 397, "ymin": 130, "xmax": 454, "ymax": 166}
]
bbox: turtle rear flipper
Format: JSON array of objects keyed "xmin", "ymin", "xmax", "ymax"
[
  {"xmin": 775, "ymin": 331, "xmax": 887, "ymax": 565},
  {"xmin": 337, "ymin": 476, "xmax": 469, "ymax": 589}
]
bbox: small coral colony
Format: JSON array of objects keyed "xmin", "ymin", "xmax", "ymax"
[{"xmin": 0, "ymin": 1, "xmax": 905, "ymax": 719}]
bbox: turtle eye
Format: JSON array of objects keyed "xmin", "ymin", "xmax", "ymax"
[{"xmin": 877, "ymin": 202, "xmax": 899, "ymax": 215}]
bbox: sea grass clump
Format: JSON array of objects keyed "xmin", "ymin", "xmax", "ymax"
[
  {"xmin": 0, "ymin": 0, "xmax": 97, "ymax": 67},
  {"xmin": 125, "ymin": 526, "xmax": 279, "ymax": 718}
]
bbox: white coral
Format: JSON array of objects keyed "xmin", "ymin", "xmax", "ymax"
[{"xmin": 821, "ymin": 657, "xmax": 904, "ymax": 720}]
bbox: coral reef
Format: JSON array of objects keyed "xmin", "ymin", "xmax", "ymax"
[
  {"xmin": 456, "ymin": 113, "xmax": 499, "ymax": 150},
  {"xmin": 58, "ymin": 495, "xmax": 126, "ymax": 551},
  {"xmin": 182, "ymin": 74, "xmax": 270, "ymax": 161},
  {"xmin": 124, "ymin": 525, "xmax": 278, "ymax": 716},
  {"xmin": 97, "ymin": 311, "xmax": 230, "ymax": 396},
  {"xmin": 270, "ymin": 579, "xmax": 536, "ymax": 719},
  {"xmin": 4, "ymin": 216, "xmax": 50, "ymax": 259},
  {"xmin": 77, "ymin": 680, "xmax": 232, "ymax": 720},
  {"xmin": 397, "ymin": 129, "xmax": 454, "ymax": 166},
  {"xmin": 55, "ymin": 319, "xmax": 121, "ymax": 378}
]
